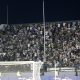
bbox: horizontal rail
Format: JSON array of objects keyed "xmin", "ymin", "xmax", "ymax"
[{"xmin": 0, "ymin": 61, "xmax": 39, "ymax": 65}]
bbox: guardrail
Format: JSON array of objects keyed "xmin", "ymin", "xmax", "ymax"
[{"xmin": 47, "ymin": 67, "xmax": 80, "ymax": 72}]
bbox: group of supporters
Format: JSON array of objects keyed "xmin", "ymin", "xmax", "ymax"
[
  {"xmin": 45, "ymin": 21, "xmax": 80, "ymax": 67},
  {"xmin": 0, "ymin": 21, "xmax": 80, "ymax": 67}
]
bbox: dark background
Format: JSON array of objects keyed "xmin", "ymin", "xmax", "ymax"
[{"xmin": 0, "ymin": 0, "xmax": 80, "ymax": 24}]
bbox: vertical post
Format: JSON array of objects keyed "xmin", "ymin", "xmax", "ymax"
[
  {"xmin": 7, "ymin": 5, "xmax": 8, "ymax": 25},
  {"xmin": 33, "ymin": 62, "xmax": 35, "ymax": 80},
  {"xmin": 43, "ymin": 0, "xmax": 46, "ymax": 62},
  {"xmin": 55, "ymin": 64, "xmax": 56, "ymax": 80}
]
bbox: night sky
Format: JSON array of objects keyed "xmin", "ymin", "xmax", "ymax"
[{"xmin": 0, "ymin": 0, "xmax": 80, "ymax": 24}]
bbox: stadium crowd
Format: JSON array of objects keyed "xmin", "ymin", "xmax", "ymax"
[
  {"xmin": 0, "ymin": 24, "xmax": 44, "ymax": 61},
  {"xmin": 45, "ymin": 21, "xmax": 80, "ymax": 67},
  {"xmin": 0, "ymin": 21, "xmax": 80, "ymax": 67}
]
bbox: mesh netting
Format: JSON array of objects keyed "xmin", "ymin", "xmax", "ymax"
[{"xmin": 0, "ymin": 62, "xmax": 33, "ymax": 80}]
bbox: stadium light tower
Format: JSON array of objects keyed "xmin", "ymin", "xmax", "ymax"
[
  {"xmin": 43, "ymin": 1, "xmax": 58, "ymax": 79},
  {"xmin": 43, "ymin": 0, "xmax": 46, "ymax": 62}
]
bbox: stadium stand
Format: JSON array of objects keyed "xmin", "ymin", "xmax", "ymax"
[{"xmin": 0, "ymin": 21, "xmax": 80, "ymax": 68}]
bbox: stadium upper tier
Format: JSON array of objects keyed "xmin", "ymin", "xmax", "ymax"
[{"xmin": 0, "ymin": 21, "xmax": 80, "ymax": 67}]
